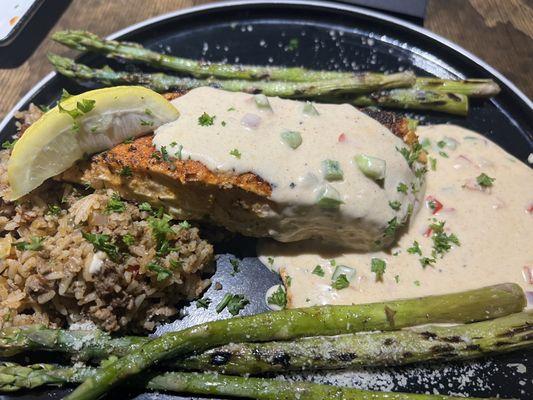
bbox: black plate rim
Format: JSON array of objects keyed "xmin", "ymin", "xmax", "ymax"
[{"xmin": 0, "ymin": 0, "xmax": 532, "ymax": 134}]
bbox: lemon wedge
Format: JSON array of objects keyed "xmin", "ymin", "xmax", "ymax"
[{"xmin": 8, "ymin": 86, "xmax": 179, "ymax": 199}]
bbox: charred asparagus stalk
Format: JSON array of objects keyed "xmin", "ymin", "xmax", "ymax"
[
  {"xmin": 49, "ymin": 54, "xmax": 466, "ymax": 115},
  {"xmin": 2, "ymin": 311, "xmax": 530, "ymax": 374},
  {"xmin": 64, "ymin": 284, "xmax": 525, "ymax": 400},
  {"xmin": 48, "ymin": 53, "xmax": 413, "ymax": 97},
  {"xmin": 0, "ymin": 363, "xmax": 496, "ymax": 400},
  {"xmin": 51, "ymin": 30, "xmax": 416, "ymax": 85},
  {"xmin": 51, "ymin": 30, "xmax": 500, "ymax": 98},
  {"xmin": 329, "ymin": 89, "xmax": 468, "ymax": 116}
]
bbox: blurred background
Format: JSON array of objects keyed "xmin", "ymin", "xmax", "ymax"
[{"xmin": 0, "ymin": 0, "xmax": 531, "ymax": 118}]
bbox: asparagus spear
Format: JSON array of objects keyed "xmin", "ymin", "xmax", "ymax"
[
  {"xmin": 51, "ymin": 30, "xmax": 500, "ymax": 98},
  {"xmin": 65, "ymin": 283, "xmax": 525, "ymax": 400},
  {"xmin": 49, "ymin": 54, "xmax": 467, "ymax": 115},
  {"xmin": 52, "ymin": 30, "xmax": 416, "ymax": 85},
  {"xmin": 2, "ymin": 310, "xmax": 531, "ymax": 374},
  {"xmin": 346, "ymin": 89, "xmax": 468, "ymax": 116},
  {"xmin": 414, "ymin": 77, "xmax": 500, "ymax": 98},
  {"xmin": 181, "ymin": 310, "xmax": 533, "ymax": 374},
  {"xmin": 48, "ymin": 53, "xmax": 413, "ymax": 97},
  {"xmin": 0, "ymin": 363, "xmax": 497, "ymax": 399}
]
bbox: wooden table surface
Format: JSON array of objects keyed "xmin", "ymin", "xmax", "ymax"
[{"xmin": 0, "ymin": 0, "xmax": 531, "ymax": 118}]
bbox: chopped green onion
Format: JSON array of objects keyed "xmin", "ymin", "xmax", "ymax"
[
  {"xmin": 280, "ymin": 130, "xmax": 302, "ymax": 149},
  {"xmin": 254, "ymin": 94, "xmax": 272, "ymax": 111},
  {"xmin": 302, "ymin": 101, "xmax": 319, "ymax": 116},
  {"xmin": 321, "ymin": 159, "xmax": 343, "ymax": 181},
  {"xmin": 355, "ymin": 154, "xmax": 386, "ymax": 180},
  {"xmin": 316, "ymin": 184, "xmax": 343, "ymax": 210}
]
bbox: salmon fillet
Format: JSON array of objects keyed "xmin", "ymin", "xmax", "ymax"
[{"xmin": 60, "ymin": 105, "xmax": 419, "ymax": 242}]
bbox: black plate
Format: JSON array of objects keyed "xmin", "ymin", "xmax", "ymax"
[{"xmin": 0, "ymin": 1, "xmax": 532, "ymax": 399}]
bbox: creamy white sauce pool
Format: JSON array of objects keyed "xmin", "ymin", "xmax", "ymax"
[
  {"xmin": 258, "ymin": 124, "xmax": 533, "ymax": 306},
  {"xmin": 154, "ymin": 87, "xmax": 422, "ymax": 250}
]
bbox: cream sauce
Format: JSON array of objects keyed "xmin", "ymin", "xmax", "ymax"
[
  {"xmin": 154, "ymin": 87, "xmax": 422, "ymax": 250},
  {"xmin": 258, "ymin": 125, "xmax": 533, "ymax": 306}
]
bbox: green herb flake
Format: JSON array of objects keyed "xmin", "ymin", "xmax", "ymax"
[
  {"xmin": 370, "ymin": 258, "xmax": 386, "ymax": 282},
  {"xmin": 221, "ymin": 121, "xmax": 227, "ymax": 127},
  {"xmin": 396, "ymin": 143, "xmax": 423, "ymax": 167},
  {"xmin": 419, "ymin": 256, "xmax": 436, "ymax": 268},
  {"xmin": 140, "ymin": 119, "xmax": 154, "ymax": 127},
  {"xmin": 394, "ymin": 275, "xmax": 400, "ymax": 283},
  {"xmin": 82, "ymin": 232, "xmax": 121, "ymax": 262},
  {"xmin": 414, "ymin": 280, "xmax": 421, "ymax": 287},
  {"xmin": 312, "ymin": 265, "xmax": 325, "ymax": 277},
  {"xmin": 439, "ymin": 151, "xmax": 449, "ymax": 158},
  {"xmin": 170, "ymin": 259, "xmax": 183, "ymax": 269},
  {"xmin": 178, "ymin": 220, "xmax": 191, "ymax": 230},
  {"xmin": 119, "ymin": 166, "xmax": 132, "ymax": 177},
  {"xmin": 144, "ymin": 108, "xmax": 154, "ymax": 116},
  {"xmin": 15, "ymin": 237, "xmax": 44, "ymax": 251},
  {"xmin": 388, "ymin": 200, "xmax": 401, "ymax": 211},
  {"xmin": 331, "ymin": 274, "xmax": 350, "ymax": 290},
  {"xmin": 196, "ymin": 298, "xmax": 211, "ymax": 309},
  {"xmin": 267, "ymin": 285, "xmax": 287, "ymax": 308},
  {"xmin": 227, "ymin": 107, "xmax": 236, "ymax": 112},
  {"xmin": 216, "ymin": 293, "xmax": 249, "ymax": 315},
  {"xmin": 397, "ymin": 182, "xmax": 408, "ymax": 194},
  {"xmin": 124, "ymin": 137, "xmax": 134, "ymax": 144},
  {"xmin": 229, "ymin": 148, "xmax": 242, "ymax": 159},
  {"xmin": 47, "ymin": 204, "xmax": 61, "ymax": 216},
  {"xmin": 230, "ymin": 258, "xmax": 240, "ymax": 276},
  {"xmin": 139, "ymin": 202, "xmax": 153, "ymax": 212},
  {"xmin": 147, "ymin": 262, "xmax": 172, "ymax": 281},
  {"xmin": 198, "ymin": 112, "xmax": 215, "ymax": 126},
  {"xmin": 160, "ymin": 146, "xmax": 170, "ymax": 162},
  {"xmin": 267, "ymin": 257, "xmax": 274, "ymax": 266},
  {"xmin": 77, "ymin": 99, "xmax": 96, "ymax": 114},
  {"xmin": 106, "ymin": 193, "xmax": 126, "ymax": 214},
  {"xmin": 384, "ymin": 217, "xmax": 399, "ymax": 237},
  {"xmin": 407, "ymin": 241, "xmax": 422, "ymax": 256},
  {"xmin": 122, "ymin": 234, "xmax": 135, "ymax": 246},
  {"xmin": 1, "ymin": 139, "xmax": 18, "ymax": 150},
  {"xmin": 476, "ymin": 173, "xmax": 495, "ymax": 187},
  {"xmin": 437, "ymin": 140, "xmax": 447, "ymax": 148},
  {"xmin": 429, "ymin": 220, "xmax": 460, "ymax": 258},
  {"xmin": 285, "ymin": 276, "xmax": 292, "ymax": 287}
]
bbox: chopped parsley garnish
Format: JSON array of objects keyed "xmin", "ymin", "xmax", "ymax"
[
  {"xmin": 15, "ymin": 237, "xmax": 43, "ymax": 251},
  {"xmin": 439, "ymin": 151, "xmax": 449, "ymax": 158},
  {"xmin": 267, "ymin": 257, "xmax": 274, "ymax": 265},
  {"xmin": 437, "ymin": 140, "xmax": 447, "ymax": 148},
  {"xmin": 144, "ymin": 108, "xmax": 154, "ymax": 116},
  {"xmin": 429, "ymin": 220, "xmax": 460, "ymax": 258},
  {"xmin": 414, "ymin": 280, "xmax": 421, "ymax": 286},
  {"xmin": 122, "ymin": 234, "xmax": 135, "ymax": 246},
  {"xmin": 147, "ymin": 262, "xmax": 172, "ymax": 281},
  {"xmin": 397, "ymin": 182, "xmax": 408, "ymax": 194},
  {"xmin": 216, "ymin": 293, "xmax": 249, "ymax": 315},
  {"xmin": 60, "ymin": 88, "xmax": 72, "ymax": 102},
  {"xmin": 77, "ymin": 99, "xmax": 96, "ymax": 113},
  {"xmin": 267, "ymin": 286, "xmax": 287, "ymax": 308},
  {"xmin": 331, "ymin": 274, "xmax": 350, "ymax": 290},
  {"xmin": 198, "ymin": 112, "xmax": 215, "ymax": 126},
  {"xmin": 196, "ymin": 298, "xmax": 211, "ymax": 309},
  {"xmin": 1, "ymin": 139, "xmax": 18, "ymax": 150},
  {"xmin": 170, "ymin": 259, "xmax": 183, "ymax": 269},
  {"xmin": 476, "ymin": 173, "xmax": 495, "ymax": 187},
  {"xmin": 124, "ymin": 137, "xmax": 134, "ymax": 144},
  {"xmin": 57, "ymin": 94, "xmax": 96, "ymax": 132},
  {"xmin": 82, "ymin": 232, "xmax": 120, "ymax": 261},
  {"xmin": 230, "ymin": 258, "xmax": 240, "ymax": 276},
  {"xmin": 148, "ymin": 213, "xmax": 175, "ymax": 257},
  {"xmin": 106, "ymin": 194, "xmax": 126, "ymax": 214},
  {"xmin": 221, "ymin": 121, "xmax": 227, "ymax": 127},
  {"xmin": 139, "ymin": 202, "xmax": 153, "ymax": 212},
  {"xmin": 47, "ymin": 204, "xmax": 62, "ymax": 216},
  {"xmin": 312, "ymin": 265, "xmax": 325, "ymax": 277},
  {"xmin": 119, "ymin": 166, "xmax": 132, "ymax": 177},
  {"xmin": 178, "ymin": 220, "xmax": 191, "ymax": 229},
  {"xmin": 175, "ymin": 144, "xmax": 184, "ymax": 160},
  {"xmin": 419, "ymin": 257, "xmax": 436, "ymax": 268},
  {"xmin": 384, "ymin": 217, "xmax": 399, "ymax": 237},
  {"xmin": 388, "ymin": 201, "xmax": 401, "ymax": 211},
  {"xmin": 151, "ymin": 152, "xmax": 161, "ymax": 160},
  {"xmin": 170, "ymin": 141, "xmax": 177, "ymax": 147},
  {"xmin": 160, "ymin": 146, "xmax": 170, "ymax": 162},
  {"xmin": 414, "ymin": 166, "xmax": 428, "ymax": 178},
  {"xmin": 227, "ymin": 107, "xmax": 236, "ymax": 112},
  {"xmin": 394, "ymin": 274, "xmax": 400, "ymax": 283},
  {"xmin": 229, "ymin": 148, "xmax": 242, "ymax": 159},
  {"xmin": 407, "ymin": 241, "xmax": 422, "ymax": 256},
  {"xmin": 370, "ymin": 258, "xmax": 386, "ymax": 282},
  {"xmin": 140, "ymin": 119, "xmax": 154, "ymax": 127},
  {"xmin": 397, "ymin": 143, "xmax": 423, "ymax": 167}
]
